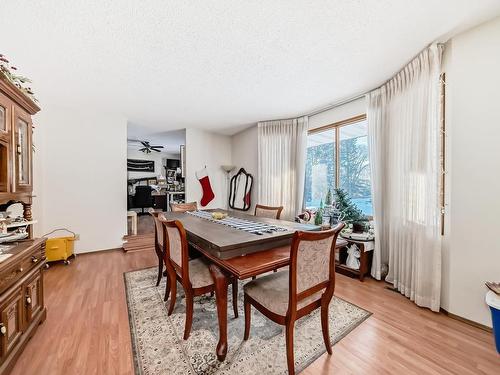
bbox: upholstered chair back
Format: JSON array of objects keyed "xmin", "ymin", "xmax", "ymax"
[
  {"xmin": 254, "ymin": 204, "xmax": 284, "ymax": 219},
  {"xmin": 148, "ymin": 209, "xmax": 164, "ymax": 248},
  {"xmin": 170, "ymin": 201, "xmax": 198, "ymax": 212},
  {"xmin": 295, "ymin": 236, "xmax": 334, "ymax": 293},
  {"xmin": 290, "ymin": 223, "xmax": 345, "ymax": 297},
  {"xmin": 165, "ymin": 225, "xmax": 183, "ymax": 268}
]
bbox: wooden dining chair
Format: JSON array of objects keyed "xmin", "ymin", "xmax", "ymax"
[
  {"xmin": 161, "ymin": 218, "xmax": 239, "ymax": 340},
  {"xmin": 254, "ymin": 204, "xmax": 284, "ymax": 219},
  {"xmin": 170, "ymin": 201, "xmax": 198, "ymax": 212},
  {"xmin": 243, "ymin": 223, "xmax": 345, "ymax": 374},
  {"xmin": 148, "ymin": 208, "xmax": 165, "ymax": 286}
]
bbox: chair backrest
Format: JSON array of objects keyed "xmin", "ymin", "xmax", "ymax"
[
  {"xmin": 170, "ymin": 201, "xmax": 198, "ymax": 212},
  {"xmin": 161, "ymin": 219, "xmax": 190, "ymax": 282},
  {"xmin": 288, "ymin": 223, "xmax": 345, "ymax": 312},
  {"xmin": 148, "ymin": 209, "xmax": 164, "ymax": 253},
  {"xmin": 135, "ymin": 185, "xmax": 152, "ymax": 206},
  {"xmin": 254, "ymin": 204, "xmax": 284, "ymax": 219}
]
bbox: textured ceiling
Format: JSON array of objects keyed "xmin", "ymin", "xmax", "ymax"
[{"xmin": 1, "ymin": 1, "xmax": 500, "ymax": 135}]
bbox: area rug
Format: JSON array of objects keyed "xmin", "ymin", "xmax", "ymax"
[{"xmin": 124, "ymin": 267, "xmax": 371, "ymax": 375}]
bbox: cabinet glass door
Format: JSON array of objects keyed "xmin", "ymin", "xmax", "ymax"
[
  {"xmin": 17, "ymin": 118, "xmax": 30, "ymax": 185},
  {"xmin": 0, "ymin": 105, "xmax": 5, "ymax": 133}
]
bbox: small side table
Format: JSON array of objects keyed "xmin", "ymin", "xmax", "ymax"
[
  {"xmin": 335, "ymin": 237, "xmax": 374, "ymax": 282},
  {"xmin": 127, "ymin": 210, "xmax": 138, "ymax": 235}
]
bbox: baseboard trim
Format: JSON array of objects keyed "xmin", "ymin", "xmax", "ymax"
[{"xmin": 440, "ymin": 308, "xmax": 492, "ymax": 332}]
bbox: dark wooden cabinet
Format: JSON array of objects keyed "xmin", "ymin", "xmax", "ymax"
[
  {"xmin": 0, "ymin": 75, "xmax": 39, "ymax": 220},
  {"xmin": 0, "ymin": 286, "xmax": 23, "ymax": 358},
  {"xmin": 0, "ymin": 239, "xmax": 46, "ymax": 375},
  {"xmin": 0, "ymin": 72, "xmax": 44, "ymax": 374}
]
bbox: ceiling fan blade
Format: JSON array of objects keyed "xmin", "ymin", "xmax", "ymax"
[
  {"xmin": 140, "ymin": 141, "xmax": 149, "ymax": 147},
  {"xmin": 152, "ymin": 148, "xmax": 161, "ymax": 152},
  {"xmin": 151, "ymin": 145, "xmax": 164, "ymax": 149}
]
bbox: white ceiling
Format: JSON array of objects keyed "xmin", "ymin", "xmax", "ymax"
[
  {"xmin": 127, "ymin": 127, "xmax": 185, "ymax": 154},
  {"xmin": 1, "ymin": 1, "xmax": 500, "ymax": 135}
]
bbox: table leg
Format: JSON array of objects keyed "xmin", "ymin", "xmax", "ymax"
[
  {"xmin": 359, "ymin": 244, "xmax": 366, "ymax": 282},
  {"xmin": 209, "ymin": 264, "xmax": 229, "ymax": 361}
]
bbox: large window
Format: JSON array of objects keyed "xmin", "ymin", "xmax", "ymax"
[{"xmin": 304, "ymin": 116, "xmax": 372, "ymax": 215}]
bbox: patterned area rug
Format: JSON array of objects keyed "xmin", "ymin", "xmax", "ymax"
[{"xmin": 124, "ymin": 267, "xmax": 371, "ymax": 375}]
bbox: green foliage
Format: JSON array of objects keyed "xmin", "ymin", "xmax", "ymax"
[
  {"xmin": 325, "ymin": 188, "xmax": 332, "ymax": 206},
  {"xmin": 334, "ymin": 188, "xmax": 367, "ymax": 224},
  {"xmin": 304, "ymin": 136, "xmax": 370, "ymax": 207}
]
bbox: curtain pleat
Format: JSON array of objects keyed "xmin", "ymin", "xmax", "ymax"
[
  {"xmin": 257, "ymin": 117, "xmax": 308, "ymax": 220},
  {"xmin": 367, "ymin": 44, "xmax": 443, "ymax": 311}
]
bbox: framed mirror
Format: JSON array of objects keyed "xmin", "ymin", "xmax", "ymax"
[{"xmin": 229, "ymin": 168, "xmax": 253, "ymax": 211}]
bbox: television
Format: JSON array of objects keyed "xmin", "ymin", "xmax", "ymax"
[{"xmin": 166, "ymin": 159, "xmax": 180, "ymax": 169}]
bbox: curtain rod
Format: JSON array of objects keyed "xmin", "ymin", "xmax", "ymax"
[{"xmin": 303, "ymin": 92, "xmax": 367, "ymax": 117}]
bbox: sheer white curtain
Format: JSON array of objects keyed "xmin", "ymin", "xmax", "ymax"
[
  {"xmin": 258, "ymin": 117, "xmax": 308, "ymax": 220},
  {"xmin": 367, "ymin": 44, "xmax": 443, "ymax": 311}
]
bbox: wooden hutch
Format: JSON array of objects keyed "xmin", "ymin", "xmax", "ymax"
[{"xmin": 0, "ymin": 76, "xmax": 46, "ymax": 374}]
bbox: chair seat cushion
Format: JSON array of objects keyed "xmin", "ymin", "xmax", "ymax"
[
  {"xmin": 244, "ymin": 271, "xmax": 323, "ymax": 316},
  {"xmin": 189, "ymin": 258, "xmax": 214, "ymax": 288}
]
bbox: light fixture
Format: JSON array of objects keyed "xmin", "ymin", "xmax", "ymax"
[{"xmin": 221, "ymin": 165, "xmax": 236, "ymax": 173}]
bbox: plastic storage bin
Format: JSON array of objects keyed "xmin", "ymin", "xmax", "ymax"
[
  {"xmin": 486, "ymin": 291, "xmax": 500, "ymax": 353},
  {"xmin": 44, "ymin": 229, "xmax": 76, "ymax": 265}
]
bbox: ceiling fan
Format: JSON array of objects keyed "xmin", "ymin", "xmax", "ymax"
[{"xmin": 138, "ymin": 141, "xmax": 164, "ymax": 154}]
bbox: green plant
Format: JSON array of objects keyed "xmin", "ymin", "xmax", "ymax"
[
  {"xmin": 325, "ymin": 188, "xmax": 332, "ymax": 206},
  {"xmin": 314, "ymin": 199, "xmax": 323, "ymax": 225},
  {"xmin": 334, "ymin": 188, "xmax": 367, "ymax": 225}
]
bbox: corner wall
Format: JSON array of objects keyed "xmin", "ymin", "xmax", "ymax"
[
  {"xmin": 441, "ymin": 15, "xmax": 500, "ymax": 327},
  {"xmin": 185, "ymin": 128, "xmax": 232, "ymax": 209},
  {"xmin": 33, "ymin": 106, "xmax": 128, "ymax": 253}
]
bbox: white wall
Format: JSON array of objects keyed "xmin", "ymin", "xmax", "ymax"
[
  {"xmin": 440, "ymin": 16, "xmax": 500, "ymax": 327},
  {"xmin": 231, "ymin": 126, "xmax": 258, "ymax": 212},
  {"xmin": 185, "ymin": 129, "xmax": 232, "ymax": 209},
  {"xmin": 33, "ymin": 107, "xmax": 128, "ymax": 253},
  {"xmin": 127, "ymin": 148, "xmax": 180, "ymax": 180}
]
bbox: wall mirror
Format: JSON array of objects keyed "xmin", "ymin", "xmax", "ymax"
[{"xmin": 229, "ymin": 168, "xmax": 253, "ymax": 211}]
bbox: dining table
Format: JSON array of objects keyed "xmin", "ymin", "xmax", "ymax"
[{"xmin": 163, "ymin": 208, "xmax": 348, "ymax": 361}]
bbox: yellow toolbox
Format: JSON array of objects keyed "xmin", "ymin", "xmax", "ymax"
[{"xmin": 44, "ymin": 229, "xmax": 76, "ymax": 265}]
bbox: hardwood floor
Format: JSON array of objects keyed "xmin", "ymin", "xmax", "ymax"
[{"xmin": 10, "ymin": 249, "xmax": 500, "ymax": 375}]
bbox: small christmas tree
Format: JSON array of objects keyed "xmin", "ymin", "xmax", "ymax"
[
  {"xmin": 333, "ymin": 188, "xmax": 367, "ymax": 225},
  {"xmin": 325, "ymin": 188, "xmax": 332, "ymax": 206},
  {"xmin": 314, "ymin": 199, "xmax": 324, "ymax": 225}
]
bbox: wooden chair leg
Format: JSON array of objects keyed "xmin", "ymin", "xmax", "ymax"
[
  {"xmin": 232, "ymin": 279, "xmax": 238, "ymax": 318},
  {"xmin": 183, "ymin": 291, "xmax": 194, "ymax": 340},
  {"xmin": 156, "ymin": 254, "xmax": 163, "ymax": 286},
  {"xmin": 285, "ymin": 320, "xmax": 295, "ymax": 375},
  {"xmin": 168, "ymin": 279, "xmax": 177, "ymax": 316},
  {"xmin": 243, "ymin": 295, "xmax": 251, "ymax": 340},
  {"xmin": 321, "ymin": 300, "xmax": 332, "ymax": 354},
  {"xmin": 163, "ymin": 273, "xmax": 170, "ymax": 302}
]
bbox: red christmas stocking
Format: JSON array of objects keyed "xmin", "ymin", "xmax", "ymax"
[{"xmin": 196, "ymin": 167, "xmax": 215, "ymax": 207}]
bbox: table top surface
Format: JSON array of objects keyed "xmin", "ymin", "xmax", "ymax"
[{"xmin": 163, "ymin": 209, "xmax": 320, "ymax": 258}]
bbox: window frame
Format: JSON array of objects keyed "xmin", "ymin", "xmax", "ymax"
[{"xmin": 307, "ymin": 114, "xmax": 367, "ymax": 189}]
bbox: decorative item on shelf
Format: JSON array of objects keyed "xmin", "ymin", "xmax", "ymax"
[
  {"xmin": 0, "ymin": 53, "xmax": 37, "ymax": 102},
  {"xmin": 295, "ymin": 210, "xmax": 312, "ymax": 224},
  {"xmin": 346, "ymin": 244, "xmax": 361, "ymax": 270}
]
